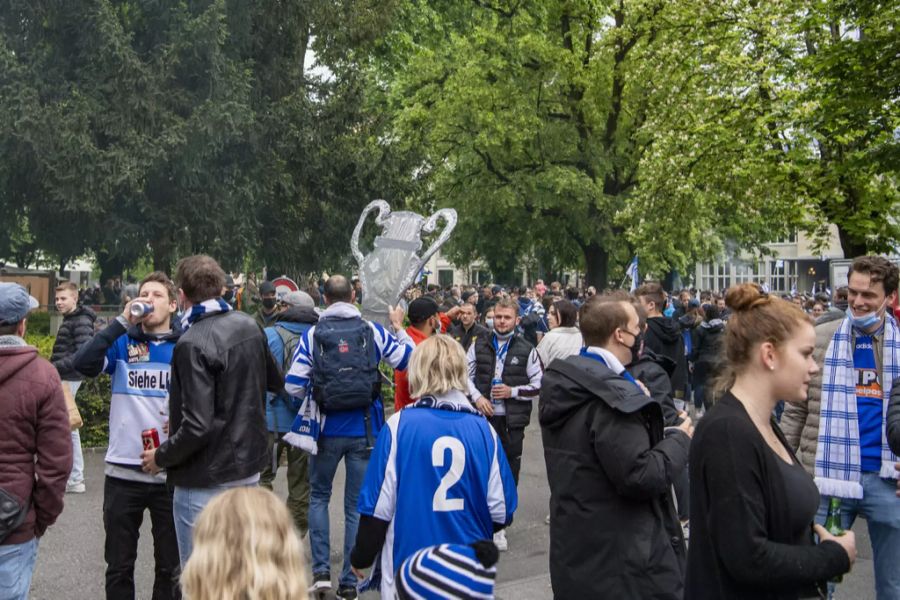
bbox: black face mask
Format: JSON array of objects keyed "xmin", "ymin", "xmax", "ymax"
[
  {"xmin": 262, "ymin": 298, "xmax": 277, "ymax": 310},
  {"xmin": 628, "ymin": 331, "xmax": 644, "ymax": 365},
  {"xmin": 223, "ymin": 290, "xmax": 234, "ymax": 302}
]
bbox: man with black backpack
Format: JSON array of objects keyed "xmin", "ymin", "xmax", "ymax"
[
  {"xmin": 260, "ymin": 290, "xmax": 319, "ymax": 538},
  {"xmin": 285, "ymin": 275, "xmax": 413, "ymax": 600}
]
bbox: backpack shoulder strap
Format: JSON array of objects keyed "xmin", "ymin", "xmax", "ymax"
[{"xmin": 275, "ymin": 324, "xmax": 302, "ymax": 374}]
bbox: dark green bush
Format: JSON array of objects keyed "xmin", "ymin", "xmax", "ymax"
[
  {"xmin": 22, "ymin": 332, "xmax": 400, "ymax": 447},
  {"xmin": 26, "ymin": 311, "xmax": 51, "ymax": 336},
  {"xmin": 77, "ymin": 376, "xmax": 112, "ymax": 447},
  {"xmin": 25, "ymin": 333, "xmax": 55, "ymax": 360},
  {"xmin": 26, "ymin": 332, "xmax": 111, "ymax": 448},
  {"xmin": 380, "ymin": 362, "xmax": 396, "ymax": 418}
]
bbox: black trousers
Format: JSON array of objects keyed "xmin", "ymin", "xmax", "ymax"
[
  {"xmin": 489, "ymin": 415, "xmax": 525, "ymax": 486},
  {"xmin": 103, "ymin": 476, "xmax": 181, "ymax": 600}
]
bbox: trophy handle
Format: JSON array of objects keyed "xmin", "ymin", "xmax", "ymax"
[
  {"xmin": 351, "ymin": 200, "xmax": 391, "ymax": 266},
  {"xmin": 418, "ymin": 207, "xmax": 458, "ymax": 269}
]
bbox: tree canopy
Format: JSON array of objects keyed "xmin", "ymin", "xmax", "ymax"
[
  {"xmin": 0, "ymin": 0, "xmax": 415, "ymax": 279},
  {"xmin": 374, "ymin": 0, "xmax": 899, "ymax": 285},
  {"xmin": 1, "ymin": 0, "xmax": 897, "ymax": 286}
]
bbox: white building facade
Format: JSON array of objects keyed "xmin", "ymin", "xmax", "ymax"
[{"xmin": 694, "ymin": 225, "xmax": 845, "ymax": 295}]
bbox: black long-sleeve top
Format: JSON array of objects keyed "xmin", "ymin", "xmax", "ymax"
[{"xmin": 685, "ymin": 393, "xmax": 850, "ymax": 599}]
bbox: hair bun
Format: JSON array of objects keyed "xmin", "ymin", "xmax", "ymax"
[{"xmin": 725, "ymin": 283, "xmax": 769, "ymax": 312}]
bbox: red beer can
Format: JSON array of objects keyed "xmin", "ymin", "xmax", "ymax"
[{"xmin": 141, "ymin": 428, "xmax": 160, "ymax": 451}]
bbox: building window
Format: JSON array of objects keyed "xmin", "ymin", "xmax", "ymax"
[
  {"xmin": 767, "ymin": 260, "xmax": 797, "ymax": 293},
  {"xmin": 770, "ymin": 231, "xmax": 798, "ymax": 244},
  {"xmin": 733, "ymin": 261, "xmax": 761, "ymax": 285},
  {"xmin": 438, "ymin": 269, "xmax": 454, "ymax": 288},
  {"xmin": 471, "ymin": 269, "xmax": 491, "ymax": 285},
  {"xmin": 716, "ymin": 263, "xmax": 729, "ymax": 292}
]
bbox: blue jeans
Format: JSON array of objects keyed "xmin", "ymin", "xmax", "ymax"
[
  {"xmin": 66, "ymin": 381, "xmax": 84, "ymax": 487},
  {"xmin": 309, "ymin": 436, "xmax": 371, "ymax": 588},
  {"xmin": 173, "ymin": 480, "xmax": 257, "ymax": 566},
  {"xmin": 0, "ymin": 538, "xmax": 39, "ymax": 600},
  {"xmin": 816, "ymin": 472, "xmax": 900, "ymax": 599},
  {"xmin": 693, "ymin": 384, "xmax": 706, "ymax": 410}
]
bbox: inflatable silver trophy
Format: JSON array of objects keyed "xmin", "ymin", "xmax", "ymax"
[{"xmin": 351, "ymin": 200, "xmax": 457, "ymax": 326}]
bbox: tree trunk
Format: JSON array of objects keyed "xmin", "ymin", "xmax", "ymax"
[
  {"xmin": 96, "ymin": 251, "xmax": 125, "ymax": 284},
  {"xmin": 150, "ymin": 236, "xmax": 174, "ymax": 275},
  {"xmin": 583, "ymin": 242, "xmax": 609, "ymax": 289},
  {"xmin": 836, "ymin": 224, "xmax": 867, "ymax": 260}
]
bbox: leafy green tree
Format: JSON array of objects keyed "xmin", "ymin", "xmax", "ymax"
[
  {"xmin": 375, "ymin": 1, "xmax": 750, "ymax": 285},
  {"xmin": 797, "ymin": 0, "xmax": 900, "ymax": 256},
  {"xmin": 0, "ymin": 0, "xmax": 420, "ymax": 280},
  {"xmin": 375, "ymin": 0, "xmax": 899, "ymax": 285}
]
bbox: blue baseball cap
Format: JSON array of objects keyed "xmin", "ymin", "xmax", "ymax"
[{"xmin": 0, "ymin": 283, "xmax": 39, "ymax": 326}]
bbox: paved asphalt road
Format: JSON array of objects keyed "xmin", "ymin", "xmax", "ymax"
[{"xmin": 31, "ymin": 403, "xmax": 875, "ymax": 599}]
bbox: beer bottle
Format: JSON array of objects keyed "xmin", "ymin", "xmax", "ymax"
[{"xmin": 824, "ymin": 496, "xmax": 844, "ymax": 583}]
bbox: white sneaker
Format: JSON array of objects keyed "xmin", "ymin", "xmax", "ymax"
[
  {"xmin": 309, "ymin": 572, "xmax": 332, "ymax": 593},
  {"xmin": 66, "ymin": 482, "xmax": 86, "ymax": 494},
  {"xmin": 493, "ymin": 529, "xmax": 508, "ymax": 552}
]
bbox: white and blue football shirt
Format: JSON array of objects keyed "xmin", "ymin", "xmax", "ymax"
[
  {"xmin": 357, "ymin": 389, "xmax": 517, "ymax": 597},
  {"xmin": 103, "ymin": 334, "xmax": 175, "ymax": 466}
]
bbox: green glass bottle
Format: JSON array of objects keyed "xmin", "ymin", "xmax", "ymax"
[{"xmin": 824, "ymin": 496, "xmax": 844, "ymax": 583}]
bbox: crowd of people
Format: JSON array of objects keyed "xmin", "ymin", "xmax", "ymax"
[{"xmin": 1, "ymin": 254, "xmax": 900, "ymax": 599}]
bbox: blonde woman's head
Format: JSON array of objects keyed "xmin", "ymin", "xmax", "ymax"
[
  {"xmin": 181, "ymin": 487, "xmax": 308, "ymax": 600},
  {"xmin": 408, "ymin": 335, "xmax": 469, "ymax": 398}
]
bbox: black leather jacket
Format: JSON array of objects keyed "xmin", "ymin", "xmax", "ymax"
[
  {"xmin": 889, "ymin": 381, "xmax": 900, "ymax": 456},
  {"xmin": 155, "ymin": 309, "xmax": 281, "ymax": 487}
]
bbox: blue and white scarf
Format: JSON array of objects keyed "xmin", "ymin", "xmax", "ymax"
[
  {"xmin": 411, "ymin": 394, "xmax": 481, "ymax": 416},
  {"xmin": 815, "ymin": 315, "xmax": 900, "ymax": 498},
  {"xmin": 179, "ymin": 298, "xmax": 232, "ymax": 331},
  {"xmin": 283, "ymin": 393, "xmax": 325, "ymax": 455}
]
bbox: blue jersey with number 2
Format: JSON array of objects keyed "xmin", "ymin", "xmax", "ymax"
[{"xmin": 358, "ymin": 401, "xmax": 517, "ymax": 594}]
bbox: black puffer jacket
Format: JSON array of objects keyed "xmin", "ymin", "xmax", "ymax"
[
  {"xmin": 154, "ymin": 309, "xmax": 282, "ymax": 487},
  {"xmin": 629, "ymin": 348, "xmax": 682, "ymax": 427},
  {"xmin": 540, "ymin": 354, "xmax": 690, "ymax": 600},
  {"xmin": 645, "ymin": 316, "xmax": 688, "ymax": 397},
  {"xmin": 50, "ymin": 306, "xmax": 96, "ymax": 381},
  {"xmin": 690, "ymin": 318, "xmax": 726, "ymax": 385}
]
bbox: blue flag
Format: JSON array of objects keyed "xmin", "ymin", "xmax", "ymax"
[{"xmin": 625, "ymin": 256, "xmax": 639, "ymax": 292}]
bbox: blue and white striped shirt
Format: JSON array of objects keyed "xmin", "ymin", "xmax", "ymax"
[{"xmin": 284, "ymin": 302, "xmax": 413, "ymax": 437}]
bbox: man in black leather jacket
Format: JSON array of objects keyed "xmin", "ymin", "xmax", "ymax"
[{"xmin": 140, "ymin": 255, "xmax": 281, "ymax": 566}]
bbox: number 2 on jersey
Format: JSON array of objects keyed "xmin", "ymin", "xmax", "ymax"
[{"xmin": 432, "ymin": 436, "xmax": 465, "ymax": 512}]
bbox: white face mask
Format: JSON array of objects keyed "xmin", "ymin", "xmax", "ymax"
[
  {"xmin": 494, "ymin": 329, "xmax": 513, "ymax": 340},
  {"xmin": 846, "ymin": 302, "xmax": 886, "ymax": 330},
  {"xmin": 485, "ymin": 318, "xmax": 494, "ymax": 329}
]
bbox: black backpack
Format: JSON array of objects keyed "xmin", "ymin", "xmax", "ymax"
[{"xmin": 311, "ymin": 316, "xmax": 380, "ymax": 413}]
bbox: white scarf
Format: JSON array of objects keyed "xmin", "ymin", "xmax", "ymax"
[{"xmin": 814, "ymin": 316, "xmax": 900, "ymax": 499}]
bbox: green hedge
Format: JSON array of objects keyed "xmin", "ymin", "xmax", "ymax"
[
  {"xmin": 22, "ymin": 333, "xmax": 399, "ymax": 448},
  {"xmin": 26, "ymin": 333, "xmax": 112, "ymax": 447},
  {"xmin": 26, "ymin": 311, "xmax": 51, "ymax": 336},
  {"xmin": 380, "ymin": 362, "xmax": 396, "ymax": 418}
]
